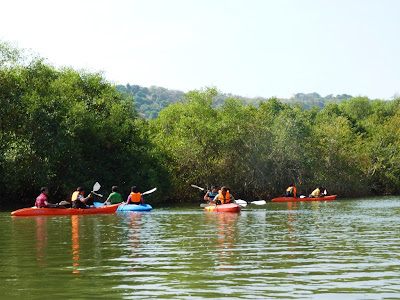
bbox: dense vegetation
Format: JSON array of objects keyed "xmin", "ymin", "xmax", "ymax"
[
  {"xmin": 0, "ymin": 41, "xmax": 169, "ymax": 208},
  {"xmin": 117, "ymin": 84, "xmax": 354, "ymax": 119},
  {"xmin": 2, "ymin": 40, "xmax": 400, "ymax": 208}
]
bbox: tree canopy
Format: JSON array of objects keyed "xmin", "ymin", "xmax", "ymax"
[{"xmin": 2, "ymin": 40, "xmax": 400, "ymax": 208}]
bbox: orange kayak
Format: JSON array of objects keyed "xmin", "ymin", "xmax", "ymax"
[
  {"xmin": 204, "ymin": 203, "xmax": 241, "ymax": 212},
  {"xmin": 11, "ymin": 204, "xmax": 119, "ymax": 216},
  {"xmin": 271, "ymin": 195, "xmax": 337, "ymax": 202}
]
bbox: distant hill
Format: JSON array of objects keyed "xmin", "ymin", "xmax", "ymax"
[{"xmin": 116, "ymin": 84, "xmax": 354, "ymax": 118}]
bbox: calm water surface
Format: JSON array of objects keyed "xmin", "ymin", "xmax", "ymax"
[{"xmin": 1, "ymin": 197, "xmax": 400, "ymax": 299}]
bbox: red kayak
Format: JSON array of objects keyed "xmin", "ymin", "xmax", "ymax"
[
  {"xmin": 11, "ymin": 204, "xmax": 119, "ymax": 217},
  {"xmin": 271, "ymin": 195, "xmax": 337, "ymax": 202},
  {"xmin": 204, "ymin": 203, "xmax": 241, "ymax": 212}
]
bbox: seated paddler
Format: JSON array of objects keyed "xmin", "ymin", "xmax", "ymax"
[
  {"xmin": 212, "ymin": 186, "xmax": 235, "ymax": 205},
  {"xmin": 126, "ymin": 186, "xmax": 143, "ymax": 205}
]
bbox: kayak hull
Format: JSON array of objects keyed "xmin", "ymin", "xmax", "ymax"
[
  {"xmin": 271, "ymin": 195, "xmax": 337, "ymax": 202},
  {"xmin": 93, "ymin": 202, "xmax": 153, "ymax": 211},
  {"xmin": 11, "ymin": 204, "xmax": 119, "ymax": 217},
  {"xmin": 204, "ymin": 203, "xmax": 241, "ymax": 212}
]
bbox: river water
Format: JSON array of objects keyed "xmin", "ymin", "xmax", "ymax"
[{"xmin": 1, "ymin": 197, "xmax": 400, "ymax": 299}]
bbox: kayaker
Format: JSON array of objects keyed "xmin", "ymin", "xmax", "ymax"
[
  {"xmin": 103, "ymin": 186, "xmax": 123, "ymax": 206},
  {"xmin": 35, "ymin": 187, "xmax": 59, "ymax": 208},
  {"xmin": 204, "ymin": 186, "xmax": 218, "ymax": 202},
  {"xmin": 286, "ymin": 185, "xmax": 297, "ymax": 197},
  {"xmin": 71, "ymin": 187, "xmax": 92, "ymax": 209},
  {"xmin": 126, "ymin": 186, "xmax": 143, "ymax": 205},
  {"xmin": 310, "ymin": 186, "xmax": 323, "ymax": 198},
  {"xmin": 213, "ymin": 186, "xmax": 235, "ymax": 204}
]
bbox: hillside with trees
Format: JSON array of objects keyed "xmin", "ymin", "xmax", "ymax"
[{"xmin": 117, "ymin": 84, "xmax": 355, "ymax": 119}]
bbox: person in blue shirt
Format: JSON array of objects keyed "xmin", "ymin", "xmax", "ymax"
[{"xmin": 204, "ymin": 185, "xmax": 219, "ymax": 203}]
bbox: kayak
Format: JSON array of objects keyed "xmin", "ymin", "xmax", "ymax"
[
  {"xmin": 271, "ymin": 195, "xmax": 337, "ymax": 202},
  {"xmin": 11, "ymin": 204, "xmax": 119, "ymax": 217},
  {"xmin": 94, "ymin": 202, "xmax": 153, "ymax": 211},
  {"xmin": 204, "ymin": 203, "xmax": 241, "ymax": 212}
]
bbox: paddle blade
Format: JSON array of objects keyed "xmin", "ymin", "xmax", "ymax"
[
  {"xmin": 235, "ymin": 199, "xmax": 247, "ymax": 205},
  {"xmin": 191, "ymin": 184, "xmax": 205, "ymax": 191},
  {"xmin": 250, "ymin": 200, "xmax": 266, "ymax": 205},
  {"xmin": 142, "ymin": 187, "xmax": 157, "ymax": 195},
  {"xmin": 93, "ymin": 182, "xmax": 101, "ymax": 192}
]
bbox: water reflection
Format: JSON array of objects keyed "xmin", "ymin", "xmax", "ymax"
[
  {"xmin": 287, "ymin": 202, "xmax": 297, "ymax": 259},
  {"xmin": 206, "ymin": 212, "xmax": 239, "ymax": 271},
  {"xmin": 35, "ymin": 217, "xmax": 47, "ymax": 265},
  {"xmin": 128, "ymin": 212, "xmax": 143, "ymax": 271},
  {"xmin": 71, "ymin": 215, "xmax": 80, "ymax": 274},
  {"xmin": 4, "ymin": 198, "xmax": 400, "ymax": 299}
]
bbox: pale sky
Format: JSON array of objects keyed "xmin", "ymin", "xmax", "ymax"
[{"xmin": 1, "ymin": 0, "xmax": 399, "ymax": 99}]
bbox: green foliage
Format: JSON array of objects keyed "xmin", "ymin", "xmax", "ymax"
[
  {"xmin": 2, "ymin": 40, "xmax": 400, "ymax": 207},
  {"xmin": 150, "ymin": 89, "xmax": 400, "ymax": 200},
  {"xmin": 0, "ymin": 41, "xmax": 169, "ymax": 207}
]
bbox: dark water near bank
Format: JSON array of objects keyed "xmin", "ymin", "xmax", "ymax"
[{"xmin": 1, "ymin": 197, "xmax": 400, "ymax": 299}]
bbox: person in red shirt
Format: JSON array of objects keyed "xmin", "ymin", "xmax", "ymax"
[{"xmin": 35, "ymin": 187, "xmax": 59, "ymax": 208}]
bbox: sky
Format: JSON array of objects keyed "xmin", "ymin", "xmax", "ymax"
[{"xmin": 1, "ymin": 0, "xmax": 399, "ymax": 99}]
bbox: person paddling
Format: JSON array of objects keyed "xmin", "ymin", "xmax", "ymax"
[
  {"xmin": 204, "ymin": 185, "xmax": 218, "ymax": 203},
  {"xmin": 71, "ymin": 187, "xmax": 92, "ymax": 209},
  {"xmin": 126, "ymin": 186, "xmax": 143, "ymax": 205},
  {"xmin": 103, "ymin": 186, "xmax": 123, "ymax": 206},
  {"xmin": 310, "ymin": 186, "xmax": 323, "ymax": 198},
  {"xmin": 286, "ymin": 185, "xmax": 297, "ymax": 197},
  {"xmin": 213, "ymin": 186, "xmax": 235, "ymax": 205},
  {"xmin": 35, "ymin": 187, "xmax": 59, "ymax": 208}
]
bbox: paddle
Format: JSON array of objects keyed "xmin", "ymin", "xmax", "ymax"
[
  {"xmin": 191, "ymin": 184, "xmax": 212, "ymax": 207},
  {"xmin": 142, "ymin": 187, "xmax": 157, "ymax": 195},
  {"xmin": 91, "ymin": 182, "xmax": 103, "ymax": 197},
  {"xmin": 191, "ymin": 184, "xmax": 205, "ymax": 191},
  {"xmin": 234, "ymin": 200, "xmax": 247, "ymax": 207},
  {"xmin": 235, "ymin": 199, "xmax": 266, "ymax": 206}
]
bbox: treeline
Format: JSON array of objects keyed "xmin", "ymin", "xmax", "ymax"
[
  {"xmin": 149, "ymin": 89, "xmax": 400, "ymax": 200},
  {"xmin": 1, "ymin": 41, "xmax": 400, "ymax": 208},
  {"xmin": 0, "ymin": 41, "xmax": 170, "ymax": 208},
  {"xmin": 117, "ymin": 84, "xmax": 355, "ymax": 119}
]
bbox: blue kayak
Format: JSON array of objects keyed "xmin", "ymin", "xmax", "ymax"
[{"xmin": 94, "ymin": 202, "xmax": 153, "ymax": 212}]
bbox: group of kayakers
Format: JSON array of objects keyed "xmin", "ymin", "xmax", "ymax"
[
  {"xmin": 35, "ymin": 185, "xmax": 145, "ymax": 209},
  {"xmin": 204, "ymin": 186, "xmax": 235, "ymax": 204},
  {"xmin": 286, "ymin": 185, "xmax": 328, "ymax": 198}
]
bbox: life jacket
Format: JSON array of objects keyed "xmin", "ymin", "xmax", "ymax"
[
  {"xmin": 71, "ymin": 191, "xmax": 83, "ymax": 202},
  {"xmin": 218, "ymin": 190, "xmax": 230, "ymax": 204},
  {"xmin": 286, "ymin": 186, "xmax": 297, "ymax": 197},
  {"xmin": 130, "ymin": 192, "xmax": 142, "ymax": 204},
  {"xmin": 35, "ymin": 193, "xmax": 48, "ymax": 208}
]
